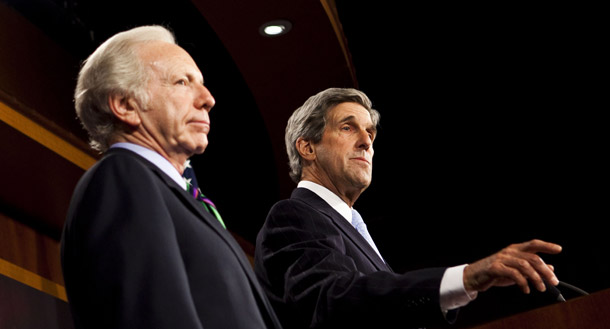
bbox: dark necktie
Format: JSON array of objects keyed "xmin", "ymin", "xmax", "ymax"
[
  {"xmin": 183, "ymin": 162, "xmax": 226, "ymax": 229},
  {"xmin": 186, "ymin": 181, "xmax": 226, "ymax": 229}
]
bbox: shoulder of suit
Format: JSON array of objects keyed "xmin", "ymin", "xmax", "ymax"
[
  {"xmin": 103, "ymin": 148, "xmax": 151, "ymax": 165},
  {"xmin": 269, "ymin": 197, "xmax": 312, "ymax": 214},
  {"xmin": 266, "ymin": 196, "xmax": 340, "ymax": 232},
  {"xmin": 81, "ymin": 149, "xmax": 156, "ymax": 185}
]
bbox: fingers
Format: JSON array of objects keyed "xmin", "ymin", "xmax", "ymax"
[
  {"xmin": 497, "ymin": 262, "xmax": 532, "ymax": 294},
  {"xmin": 501, "ymin": 251, "xmax": 557, "ymax": 293},
  {"xmin": 504, "ymin": 241, "xmax": 561, "ymax": 292},
  {"xmin": 464, "ymin": 239, "xmax": 562, "ymax": 295},
  {"xmin": 515, "ymin": 239, "xmax": 562, "ymax": 255}
]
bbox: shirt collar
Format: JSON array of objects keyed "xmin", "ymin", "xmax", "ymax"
[
  {"xmin": 110, "ymin": 142, "xmax": 187, "ymax": 190},
  {"xmin": 298, "ymin": 180, "xmax": 353, "ymax": 224}
]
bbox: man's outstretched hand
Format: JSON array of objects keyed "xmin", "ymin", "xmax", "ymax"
[{"xmin": 464, "ymin": 239, "xmax": 562, "ymax": 294}]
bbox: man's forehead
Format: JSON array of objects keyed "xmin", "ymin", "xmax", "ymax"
[
  {"xmin": 329, "ymin": 102, "xmax": 373, "ymax": 124},
  {"xmin": 140, "ymin": 42, "xmax": 202, "ymax": 78}
]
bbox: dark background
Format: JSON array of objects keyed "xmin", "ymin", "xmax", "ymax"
[
  {"xmin": 336, "ymin": 2, "xmax": 606, "ymax": 326},
  {"xmin": 337, "ymin": 2, "xmax": 606, "ymax": 275},
  {"xmin": 2, "ymin": 1, "xmax": 606, "ymax": 327}
]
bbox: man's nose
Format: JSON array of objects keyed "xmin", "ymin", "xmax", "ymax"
[
  {"xmin": 195, "ymin": 84, "xmax": 215, "ymax": 111},
  {"xmin": 357, "ymin": 130, "xmax": 372, "ymax": 150}
]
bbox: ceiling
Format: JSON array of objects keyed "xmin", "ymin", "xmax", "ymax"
[{"xmin": 1, "ymin": 1, "xmax": 606, "ymax": 326}]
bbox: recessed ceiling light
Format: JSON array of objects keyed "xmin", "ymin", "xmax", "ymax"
[{"xmin": 259, "ymin": 20, "xmax": 292, "ymax": 37}]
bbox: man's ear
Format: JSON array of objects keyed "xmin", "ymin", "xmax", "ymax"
[
  {"xmin": 108, "ymin": 94, "xmax": 141, "ymax": 127},
  {"xmin": 296, "ymin": 137, "xmax": 316, "ymax": 161}
]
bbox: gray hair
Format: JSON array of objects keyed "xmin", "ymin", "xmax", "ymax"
[
  {"xmin": 74, "ymin": 25, "xmax": 176, "ymax": 152},
  {"xmin": 285, "ymin": 87, "xmax": 380, "ymax": 183}
]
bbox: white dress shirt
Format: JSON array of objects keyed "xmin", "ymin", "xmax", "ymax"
[{"xmin": 297, "ymin": 180, "xmax": 477, "ymax": 311}]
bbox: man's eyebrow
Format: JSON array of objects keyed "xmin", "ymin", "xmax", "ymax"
[
  {"xmin": 338, "ymin": 115, "xmax": 377, "ymax": 133},
  {"xmin": 338, "ymin": 115, "xmax": 356, "ymax": 124},
  {"xmin": 185, "ymin": 71, "xmax": 204, "ymax": 84}
]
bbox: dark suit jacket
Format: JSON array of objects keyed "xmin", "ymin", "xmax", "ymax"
[
  {"xmin": 255, "ymin": 188, "xmax": 453, "ymax": 329},
  {"xmin": 61, "ymin": 148, "xmax": 282, "ymax": 329}
]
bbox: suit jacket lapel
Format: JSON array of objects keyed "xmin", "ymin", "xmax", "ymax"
[
  {"xmin": 154, "ymin": 166, "xmax": 282, "ymax": 328},
  {"xmin": 105, "ymin": 149, "xmax": 279, "ymax": 325},
  {"xmin": 292, "ymin": 188, "xmax": 391, "ymax": 272},
  {"xmin": 160, "ymin": 170, "xmax": 280, "ymax": 321}
]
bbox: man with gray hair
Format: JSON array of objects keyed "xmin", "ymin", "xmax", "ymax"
[
  {"xmin": 61, "ymin": 25, "xmax": 282, "ymax": 329},
  {"xmin": 254, "ymin": 87, "xmax": 562, "ymax": 328}
]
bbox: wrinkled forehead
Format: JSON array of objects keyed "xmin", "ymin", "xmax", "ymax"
[
  {"xmin": 138, "ymin": 41, "xmax": 202, "ymax": 80},
  {"xmin": 328, "ymin": 102, "xmax": 375, "ymax": 126}
]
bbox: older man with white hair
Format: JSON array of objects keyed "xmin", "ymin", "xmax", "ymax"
[{"xmin": 61, "ymin": 25, "xmax": 282, "ymax": 329}]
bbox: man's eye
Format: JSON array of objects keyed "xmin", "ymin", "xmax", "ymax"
[{"xmin": 176, "ymin": 79, "xmax": 187, "ymax": 85}]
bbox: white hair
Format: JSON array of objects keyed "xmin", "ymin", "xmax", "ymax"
[{"xmin": 74, "ymin": 25, "xmax": 176, "ymax": 152}]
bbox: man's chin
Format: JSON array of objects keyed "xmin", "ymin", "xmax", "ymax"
[
  {"xmin": 192, "ymin": 144, "xmax": 208, "ymax": 154},
  {"xmin": 349, "ymin": 176, "xmax": 372, "ymax": 191},
  {"xmin": 359, "ymin": 177, "xmax": 373, "ymax": 190},
  {"xmin": 186, "ymin": 139, "xmax": 208, "ymax": 155}
]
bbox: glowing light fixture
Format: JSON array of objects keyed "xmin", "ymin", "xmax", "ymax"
[{"xmin": 259, "ymin": 20, "xmax": 292, "ymax": 37}]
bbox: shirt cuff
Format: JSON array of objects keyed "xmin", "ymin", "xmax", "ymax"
[{"xmin": 440, "ymin": 264, "xmax": 478, "ymax": 311}]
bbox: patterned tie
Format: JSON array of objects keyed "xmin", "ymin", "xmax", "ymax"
[
  {"xmin": 186, "ymin": 182, "xmax": 226, "ymax": 229},
  {"xmin": 183, "ymin": 161, "xmax": 226, "ymax": 229},
  {"xmin": 351, "ymin": 209, "xmax": 383, "ymax": 261}
]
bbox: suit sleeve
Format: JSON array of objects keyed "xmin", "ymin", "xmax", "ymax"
[
  {"xmin": 61, "ymin": 156, "xmax": 204, "ymax": 329},
  {"xmin": 255, "ymin": 199, "xmax": 452, "ymax": 329}
]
